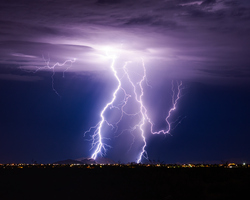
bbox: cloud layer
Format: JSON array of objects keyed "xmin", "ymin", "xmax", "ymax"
[{"xmin": 0, "ymin": 0, "xmax": 250, "ymax": 83}]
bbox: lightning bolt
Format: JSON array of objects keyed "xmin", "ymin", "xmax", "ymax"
[
  {"xmin": 22, "ymin": 55, "xmax": 76, "ymax": 97},
  {"xmin": 85, "ymin": 54, "xmax": 142, "ymax": 159},
  {"xmin": 147, "ymin": 80, "xmax": 183, "ymax": 135},
  {"xmin": 85, "ymin": 50, "xmax": 184, "ymax": 163},
  {"xmin": 20, "ymin": 48, "xmax": 184, "ymax": 163},
  {"xmin": 122, "ymin": 60, "xmax": 183, "ymax": 163},
  {"xmin": 40, "ymin": 56, "xmax": 76, "ymax": 97},
  {"xmin": 86, "ymin": 55, "xmax": 184, "ymax": 163},
  {"xmin": 122, "ymin": 59, "xmax": 148, "ymax": 163}
]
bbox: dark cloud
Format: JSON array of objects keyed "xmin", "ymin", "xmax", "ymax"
[
  {"xmin": 125, "ymin": 15, "xmax": 155, "ymax": 25},
  {"xmin": 97, "ymin": 0, "xmax": 123, "ymax": 4},
  {"xmin": 124, "ymin": 14, "xmax": 180, "ymax": 30},
  {"xmin": 201, "ymin": 0, "xmax": 216, "ymax": 6},
  {"xmin": 0, "ymin": 0, "xmax": 249, "ymax": 83}
]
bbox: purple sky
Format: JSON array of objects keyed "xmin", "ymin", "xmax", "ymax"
[
  {"xmin": 1, "ymin": 0, "xmax": 250, "ymax": 164},
  {"xmin": 1, "ymin": 0, "xmax": 250, "ymax": 83}
]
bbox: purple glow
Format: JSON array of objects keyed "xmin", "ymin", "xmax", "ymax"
[{"xmin": 85, "ymin": 52, "xmax": 183, "ymax": 163}]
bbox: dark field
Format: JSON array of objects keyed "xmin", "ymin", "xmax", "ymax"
[{"xmin": 0, "ymin": 165, "xmax": 249, "ymax": 200}]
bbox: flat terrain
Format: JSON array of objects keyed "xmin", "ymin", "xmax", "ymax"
[{"xmin": 0, "ymin": 166, "xmax": 249, "ymax": 200}]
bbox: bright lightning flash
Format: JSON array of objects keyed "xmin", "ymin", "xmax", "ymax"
[
  {"xmin": 23, "ymin": 48, "xmax": 183, "ymax": 163},
  {"xmin": 85, "ymin": 47, "xmax": 184, "ymax": 163},
  {"xmin": 88, "ymin": 55, "xmax": 120, "ymax": 159},
  {"xmin": 21, "ymin": 49, "xmax": 184, "ymax": 163}
]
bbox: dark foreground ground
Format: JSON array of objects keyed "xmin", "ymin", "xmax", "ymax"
[{"xmin": 0, "ymin": 165, "xmax": 249, "ymax": 200}]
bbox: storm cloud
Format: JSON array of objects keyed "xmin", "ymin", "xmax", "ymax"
[{"xmin": 0, "ymin": 0, "xmax": 249, "ymax": 84}]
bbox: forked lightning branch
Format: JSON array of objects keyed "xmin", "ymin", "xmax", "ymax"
[
  {"xmin": 84, "ymin": 48, "xmax": 183, "ymax": 163},
  {"xmin": 31, "ymin": 47, "xmax": 183, "ymax": 163}
]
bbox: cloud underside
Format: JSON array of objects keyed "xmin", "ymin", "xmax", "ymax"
[{"xmin": 0, "ymin": 0, "xmax": 249, "ymax": 83}]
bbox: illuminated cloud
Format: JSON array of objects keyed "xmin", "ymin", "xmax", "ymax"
[{"xmin": 0, "ymin": 0, "xmax": 249, "ymax": 83}]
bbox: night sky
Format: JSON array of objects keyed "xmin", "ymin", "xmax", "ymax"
[{"xmin": 1, "ymin": 0, "xmax": 250, "ymax": 164}]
